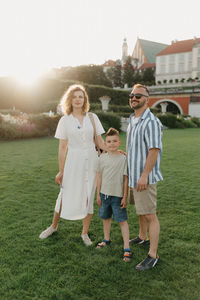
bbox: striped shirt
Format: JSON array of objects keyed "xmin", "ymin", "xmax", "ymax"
[{"xmin": 127, "ymin": 108, "xmax": 163, "ymax": 188}]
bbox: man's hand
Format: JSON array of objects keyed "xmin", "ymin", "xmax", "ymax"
[
  {"xmin": 55, "ymin": 171, "xmax": 63, "ymax": 186},
  {"xmin": 97, "ymin": 195, "xmax": 102, "ymax": 206},
  {"xmin": 136, "ymin": 174, "xmax": 148, "ymax": 192},
  {"xmin": 121, "ymin": 197, "xmax": 127, "ymax": 209}
]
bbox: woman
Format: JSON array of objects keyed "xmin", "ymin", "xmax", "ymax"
[{"xmin": 39, "ymin": 84, "xmax": 105, "ymax": 245}]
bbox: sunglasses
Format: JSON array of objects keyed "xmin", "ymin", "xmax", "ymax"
[{"xmin": 129, "ymin": 93, "xmax": 148, "ymax": 99}]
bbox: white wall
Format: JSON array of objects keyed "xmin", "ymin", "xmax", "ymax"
[
  {"xmin": 189, "ymin": 103, "xmax": 200, "ymax": 117},
  {"xmin": 156, "ymin": 44, "xmax": 200, "ymax": 84}
]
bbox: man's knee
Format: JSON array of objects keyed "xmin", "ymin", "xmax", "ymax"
[{"xmin": 143, "ymin": 213, "xmax": 157, "ymax": 223}]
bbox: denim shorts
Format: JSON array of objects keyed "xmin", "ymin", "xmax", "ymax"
[{"xmin": 98, "ymin": 193, "xmax": 128, "ymax": 223}]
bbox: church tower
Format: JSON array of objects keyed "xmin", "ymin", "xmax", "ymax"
[{"xmin": 122, "ymin": 38, "xmax": 128, "ymax": 65}]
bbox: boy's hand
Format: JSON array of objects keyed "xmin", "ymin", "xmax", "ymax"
[
  {"xmin": 120, "ymin": 197, "xmax": 127, "ymax": 209},
  {"xmin": 97, "ymin": 195, "xmax": 102, "ymax": 206}
]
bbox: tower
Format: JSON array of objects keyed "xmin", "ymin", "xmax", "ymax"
[{"xmin": 122, "ymin": 38, "xmax": 128, "ymax": 64}]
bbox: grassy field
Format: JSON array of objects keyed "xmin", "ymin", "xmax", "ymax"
[{"xmin": 0, "ymin": 129, "xmax": 200, "ymax": 300}]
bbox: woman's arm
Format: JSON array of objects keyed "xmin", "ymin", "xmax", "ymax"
[
  {"xmin": 96, "ymin": 135, "xmax": 107, "ymax": 152},
  {"xmin": 55, "ymin": 139, "xmax": 68, "ymax": 185}
]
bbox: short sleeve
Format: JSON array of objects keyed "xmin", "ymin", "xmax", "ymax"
[
  {"xmin": 92, "ymin": 113, "xmax": 105, "ymax": 136},
  {"xmin": 54, "ymin": 116, "xmax": 68, "ymax": 140},
  {"xmin": 123, "ymin": 156, "xmax": 128, "ymax": 176},
  {"xmin": 145, "ymin": 119, "xmax": 162, "ymax": 150}
]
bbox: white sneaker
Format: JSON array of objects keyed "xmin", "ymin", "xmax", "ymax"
[
  {"xmin": 39, "ymin": 225, "xmax": 58, "ymax": 239},
  {"xmin": 81, "ymin": 234, "xmax": 93, "ymax": 246}
]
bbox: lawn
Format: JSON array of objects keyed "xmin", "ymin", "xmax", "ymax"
[{"xmin": 0, "ymin": 129, "xmax": 200, "ymax": 300}]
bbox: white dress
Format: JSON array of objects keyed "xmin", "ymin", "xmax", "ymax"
[{"xmin": 54, "ymin": 113, "xmax": 105, "ymax": 220}]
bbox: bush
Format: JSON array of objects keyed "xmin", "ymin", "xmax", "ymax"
[
  {"xmin": 28, "ymin": 114, "xmax": 61, "ymax": 136},
  {"xmin": 0, "ymin": 109, "xmax": 21, "ymax": 116},
  {"xmin": 191, "ymin": 117, "xmax": 200, "ymax": 127},
  {"xmin": 95, "ymin": 111, "xmax": 121, "ymax": 132},
  {"xmin": 156, "ymin": 113, "xmax": 177, "ymax": 128},
  {"xmin": 178, "ymin": 118, "xmax": 197, "ymax": 128},
  {"xmin": 0, "ymin": 113, "xmax": 61, "ymax": 140}
]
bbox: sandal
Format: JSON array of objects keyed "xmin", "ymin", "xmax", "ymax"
[
  {"xmin": 96, "ymin": 239, "xmax": 111, "ymax": 249},
  {"xmin": 123, "ymin": 248, "xmax": 133, "ymax": 262}
]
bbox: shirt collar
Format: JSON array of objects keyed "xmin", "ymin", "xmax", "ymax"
[{"xmin": 130, "ymin": 108, "xmax": 150, "ymax": 121}]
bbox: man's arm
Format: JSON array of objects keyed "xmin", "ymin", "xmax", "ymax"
[
  {"xmin": 96, "ymin": 172, "xmax": 102, "ymax": 206},
  {"xmin": 136, "ymin": 148, "xmax": 160, "ymax": 192}
]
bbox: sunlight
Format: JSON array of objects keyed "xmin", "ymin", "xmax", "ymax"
[{"xmin": 14, "ymin": 72, "xmax": 40, "ymax": 86}]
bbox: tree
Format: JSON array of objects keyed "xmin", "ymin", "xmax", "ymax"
[
  {"xmin": 142, "ymin": 68, "xmax": 155, "ymax": 85},
  {"xmin": 61, "ymin": 65, "xmax": 112, "ymax": 87},
  {"xmin": 122, "ymin": 56, "xmax": 135, "ymax": 87},
  {"xmin": 107, "ymin": 60, "xmax": 123, "ymax": 88}
]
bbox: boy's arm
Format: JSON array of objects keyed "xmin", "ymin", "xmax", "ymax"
[
  {"xmin": 96, "ymin": 172, "xmax": 102, "ymax": 206},
  {"xmin": 121, "ymin": 175, "xmax": 128, "ymax": 209}
]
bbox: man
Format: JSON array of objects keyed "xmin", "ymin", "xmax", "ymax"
[{"xmin": 127, "ymin": 83, "xmax": 163, "ymax": 271}]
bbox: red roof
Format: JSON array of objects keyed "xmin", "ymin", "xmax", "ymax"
[
  {"xmin": 157, "ymin": 38, "xmax": 200, "ymax": 56},
  {"xmin": 139, "ymin": 62, "xmax": 155, "ymax": 69},
  {"xmin": 103, "ymin": 60, "xmax": 116, "ymax": 67}
]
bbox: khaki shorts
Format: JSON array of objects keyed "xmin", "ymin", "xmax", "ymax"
[{"xmin": 133, "ymin": 184, "xmax": 157, "ymax": 215}]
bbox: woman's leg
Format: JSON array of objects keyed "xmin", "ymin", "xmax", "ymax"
[
  {"xmin": 52, "ymin": 201, "xmax": 62, "ymax": 229},
  {"xmin": 82, "ymin": 213, "xmax": 93, "ymax": 235}
]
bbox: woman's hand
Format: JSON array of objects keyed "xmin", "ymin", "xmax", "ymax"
[
  {"xmin": 118, "ymin": 149, "xmax": 126, "ymax": 156},
  {"xmin": 55, "ymin": 171, "xmax": 63, "ymax": 186}
]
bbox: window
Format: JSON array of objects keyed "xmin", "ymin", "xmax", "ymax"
[
  {"xmin": 179, "ymin": 54, "xmax": 184, "ymax": 62},
  {"xmin": 179, "ymin": 63, "xmax": 184, "ymax": 72},
  {"xmin": 160, "ymin": 65, "xmax": 166, "ymax": 73},
  {"xmin": 169, "ymin": 55, "xmax": 175, "ymax": 62},
  {"xmin": 169, "ymin": 64, "xmax": 175, "ymax": 73},
  {"xmin": 198, "ymin": 58, "xmax": 200, "ymax": 69}
]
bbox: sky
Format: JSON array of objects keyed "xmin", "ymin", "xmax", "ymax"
[{"xmin": 0, "ymin": 0, "xmax": 199, "ymax": 83}]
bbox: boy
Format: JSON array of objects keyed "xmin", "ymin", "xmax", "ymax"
[{"xmin": 96, "ymin": 128, "xmax": 132, "ymax": 261}]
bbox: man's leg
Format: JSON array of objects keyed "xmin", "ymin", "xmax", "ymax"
[
  {"xmin": 138, "ymin": 215, "xmax": 148, "ymax": 240},
  {"xmin": 145, "ymin": 213, "xmax": 160, "ymax": 258}
]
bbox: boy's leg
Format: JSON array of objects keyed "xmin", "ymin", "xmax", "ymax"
[
  {"xmin": 103, "ymin": 218, "xmax": 112, "ymax": 241},
  {"xmin": 120, "ymin": 221, "xmax": 130, "ymax": 249}
]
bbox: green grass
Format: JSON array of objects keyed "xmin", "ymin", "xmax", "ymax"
[{"xmin": 0, "ymin": 129, "xmax": 200, "ymax": 300}]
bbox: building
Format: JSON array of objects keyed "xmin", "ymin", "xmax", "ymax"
[
  {"xmin": 132, "ymin": 38, "xmax": 168, "ymax": 68},
  {"xmin": 156, "ymin": 37, "xmax": 200, "ymax": 84}
]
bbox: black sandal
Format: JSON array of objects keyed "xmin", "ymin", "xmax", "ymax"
[
  {"xmin": 123, "ymin": 248, "xmax": 133, "ymax": 261},
  {"xmin": 96, "ymin": 239, "xmax": 111, "ymax": 249}
]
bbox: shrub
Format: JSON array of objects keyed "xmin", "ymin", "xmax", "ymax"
[
  {"xmin": 28, "ymin": 114, "xmax": 61, "ymax": 136},
  {"xmin": 95, "ymin": 111, "xmax": 121, "ymax": 132},
  {"xmin": 191, "ymin": 117, "xmax": 200, "ymax": 127},
  {"xmin": 156, "ymin": 113, "xmax": 177, "ymax": 128},
  {"xmin": 0, "ymin": 109, "xmax": 21, "ymax": 116},
  {"xmin": 179, "ymin": 118, "xmax": 197, "ymax": 128}
]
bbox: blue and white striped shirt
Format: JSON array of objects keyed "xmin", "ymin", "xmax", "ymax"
[{"xmin": 127, "ymin": 108, "xmax": 163, "ymax": 188}]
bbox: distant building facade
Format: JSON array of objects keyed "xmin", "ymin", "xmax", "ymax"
[{"xmin": 156, "ymin": 37, "xmax": 200, "ymax": 84}]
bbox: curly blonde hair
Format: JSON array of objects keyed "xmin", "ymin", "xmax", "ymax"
[{"xmin": 60, "ymin": 84, "xmax": 90, "ymax": 115}]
